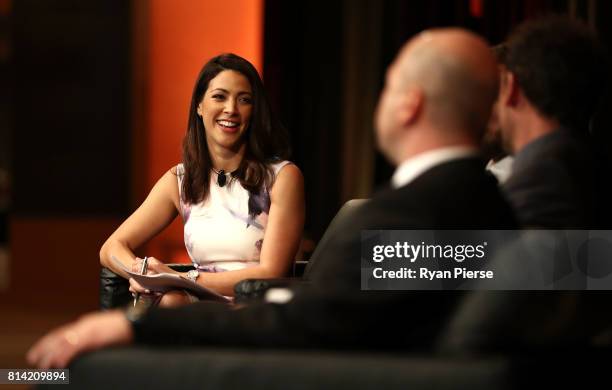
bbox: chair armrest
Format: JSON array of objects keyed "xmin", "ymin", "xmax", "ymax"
[
  {"xmin": 69, "ymin": 347, "xmax": 514, "ymax": 389},
  {"xmin": 168, "ymin": 264, "xmax": 195, "ymax": 273},
  {"xmin": 233, "ymin": 278, "xmax": 310, "ymax": 304},
  {"xmin": 293, "ymin": 260, "xmax": 309, "ymax": 277},
  {"xmin": 99, "ymin": 264, "xmax": 195, "ymax": 310},
  {"xmin": 100, "ymin": 267, "xmax": 131, "ymax": 310}
]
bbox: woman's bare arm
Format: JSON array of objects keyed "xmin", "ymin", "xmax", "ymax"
[{"xmin": 99, "ymin": 168, "xmax": 180, "ymax": 278}]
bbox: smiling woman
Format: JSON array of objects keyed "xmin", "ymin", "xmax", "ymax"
[
  {"xmin": 99, "ymin": 53, "xmax": 305, "ymax": 304},
  {"xmin": 198, "ymin": 70, "xmax": 253, "ymax": 157}
]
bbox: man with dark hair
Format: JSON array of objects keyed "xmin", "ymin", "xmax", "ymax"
[{"xmin": 495, "ymin": 16, "xmax": 608, "ymax": 228}]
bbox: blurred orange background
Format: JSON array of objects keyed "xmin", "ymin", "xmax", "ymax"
[{"xmin": 5, "ymin": 0, "xmax": 263, "ymax": 310}]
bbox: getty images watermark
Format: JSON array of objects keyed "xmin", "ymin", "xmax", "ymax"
[{"xmin": 361, "ymin": 230, "xmax": 612, "ymax": 290}]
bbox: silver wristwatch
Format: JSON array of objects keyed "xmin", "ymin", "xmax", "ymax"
[{"xmin": 186, "ymin": 269, "xmax": 199, "ymax": 282}]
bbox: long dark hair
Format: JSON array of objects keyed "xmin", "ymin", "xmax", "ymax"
[{"xmin": 181, "ymin": 53, "xmax": 290, "ymax": 204}]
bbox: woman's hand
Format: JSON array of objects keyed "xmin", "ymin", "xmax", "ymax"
[
  {"xmin": 26, "ymin": 311, "xmax": 133, "ymax": 369},
  {"xmin": 128, "ymin": 278, "xmax": 152, "ymax": 295},
  {"xmin": 145, "ymin": 257, "xmax": 179, "ymax": 275},
  {"xmin": 131, "ymin": 256, "xmax": 177, "ymax": 275},
  {"xmin": 131, "ymin": 257, "xmax": 155, "ymax": 275},
  {"xmin": 129, "ymin": 257, "xmax": 180, "ymax": 295}
]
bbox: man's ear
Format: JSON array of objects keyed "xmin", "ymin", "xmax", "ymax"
[
  {"xmin": 397, "ymin": 88, "xmax": 423, "ymax": 126},
  {"xmin": 501, "ymin": 70, "xmax": 520, "ymax": 107}
]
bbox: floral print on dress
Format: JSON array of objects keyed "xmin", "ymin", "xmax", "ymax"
[
  {"xmin": 226, "ymin": 207, "xmax": 265, "ymax": 230},
  {"xmin": 181, "ymin": 202, "xmax": 192, "ymax": 223},
  {"xmin": 252, "ymin": 238, "xmax": 264, "ymax": 259},
  {"xmin": 247, "ymin": 189, "xmax": 271, "ymax": 228},
  {"xmin": 178, "ymin": 161, "xmax": 291, "ymax": 268}
]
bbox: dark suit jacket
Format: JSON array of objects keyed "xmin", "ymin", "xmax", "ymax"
[
  {"xmin": 502, "ymin": 129, "xmax": 595, "ymax": 228},
  {"xmin": 133, "ymin": 157, "xmax": 517, "ymax": 350}
]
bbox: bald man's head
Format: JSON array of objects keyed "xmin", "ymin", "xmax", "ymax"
[
  {"xmin": 376, "ymin": 29, "xmax": 499, "ymax": 163},
  {"xmin": 400, "ymin": 29, "xmax": 499, "ymax": 135}
]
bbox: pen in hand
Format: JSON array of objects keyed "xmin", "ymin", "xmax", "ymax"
[{"xmin": 133, "ymin": 256, "xmax": 149, "ymax": 307}]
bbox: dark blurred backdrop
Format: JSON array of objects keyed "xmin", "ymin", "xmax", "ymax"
[{"xmin": 263, "ymin": 0, "xmax": 612, "ymax": 241}]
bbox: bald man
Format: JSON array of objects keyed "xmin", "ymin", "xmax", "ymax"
[{"xmin": 28, "ymin": 29, "xmax": 516, "ymax": 370}]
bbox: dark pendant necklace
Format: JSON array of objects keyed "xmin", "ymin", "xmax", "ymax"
[
  {"xmin": 212, "ymin": 168, "xmax": 232, "ymax": 187},
  {"xmin": 217, "ymin": 170, "xmax": 227, "ymax": 187}
]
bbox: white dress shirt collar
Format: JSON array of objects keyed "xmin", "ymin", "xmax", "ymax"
[{"xmin": 391, "ymin": 146, "xmax": 479, "ymax": 189}]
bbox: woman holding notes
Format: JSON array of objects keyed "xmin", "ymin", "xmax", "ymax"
[{"xmin": 99, "ymin": 53, "xmax": 305, "ymax": 305}]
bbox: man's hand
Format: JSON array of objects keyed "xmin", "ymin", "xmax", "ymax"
[{"xmin": 26, "ymin": 310, "xmax": 133, "ymax": 369}]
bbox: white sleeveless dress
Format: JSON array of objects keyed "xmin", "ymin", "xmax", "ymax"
[{"xmin": 176, "ymin": 161, "xmax": 291, "ymax": 273}]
